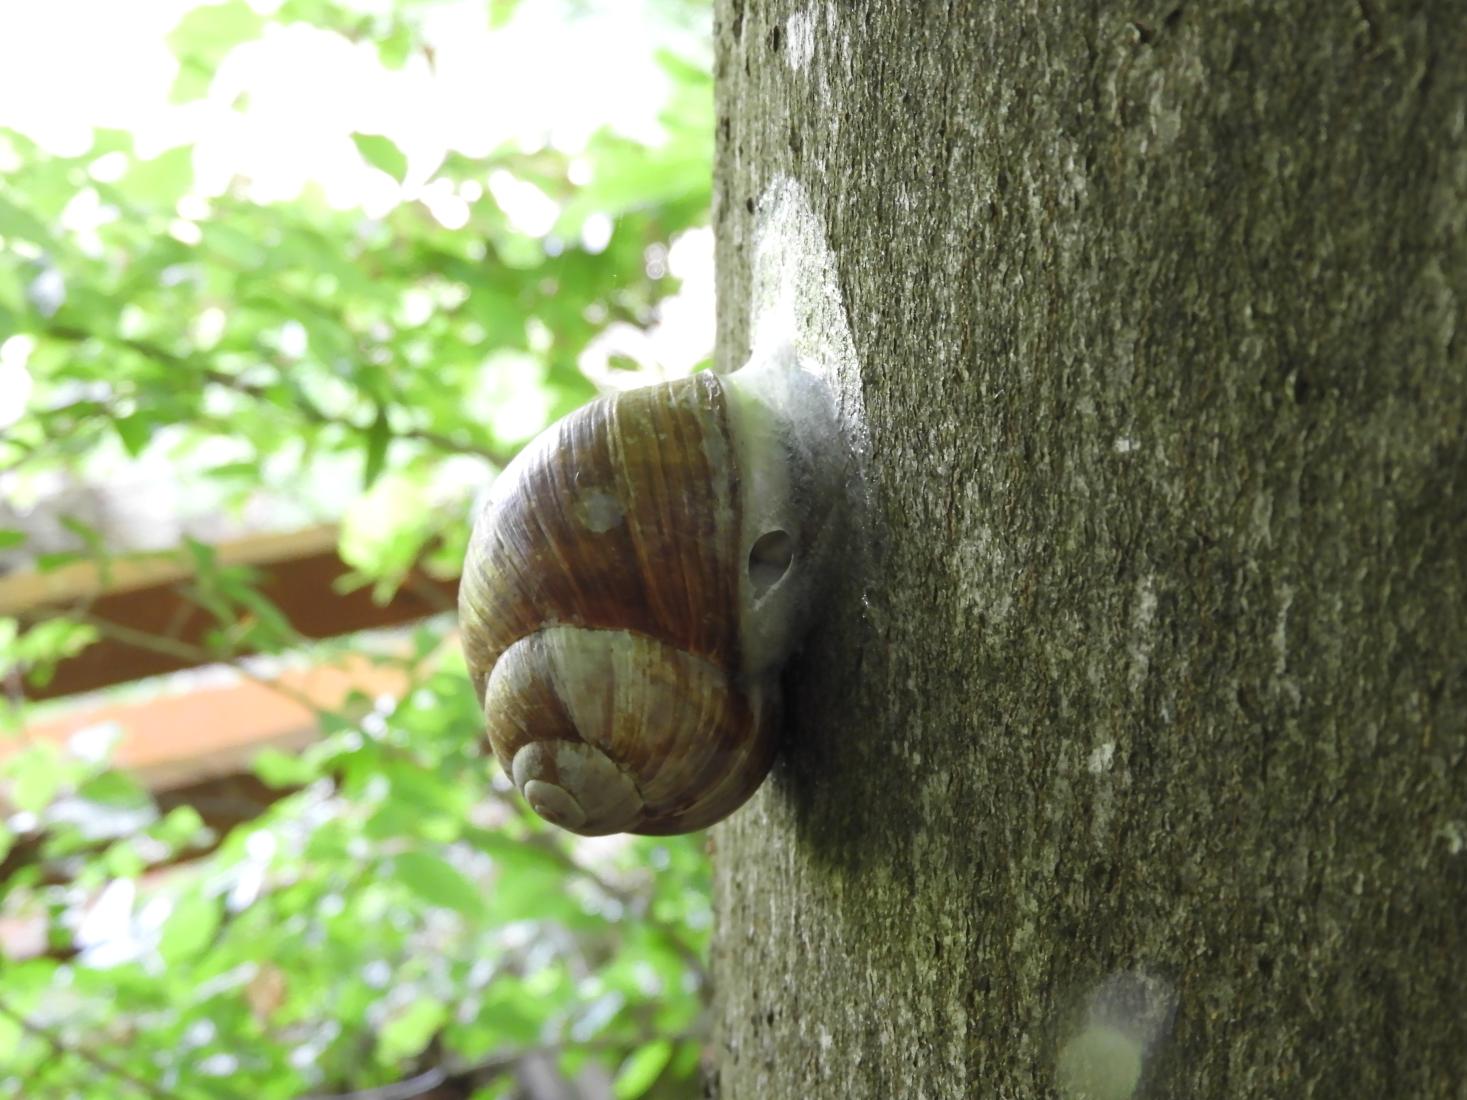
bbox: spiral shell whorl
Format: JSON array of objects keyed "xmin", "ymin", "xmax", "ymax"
[
  {"xmin": 460, "ymin": 372, "xmax": 786, "ymax": 835},
  {"xmin": 485, "ymin": 627, "xmax": 777, "ymax": 834}
]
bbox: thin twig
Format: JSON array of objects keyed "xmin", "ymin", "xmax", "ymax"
[
  {"xmin": 302, "ymin": 1034, "xmax": 702, "ymax": 1100},
  {"xmin": 43, "ymin": 325, "xmax": 512, "ymax": 464},
  {"xmin": 199, "ymin": 368, "xmax": 509, "ymax": 464},
  {"xmin": 2, "ymin": 666, "xmax": 31, "ymax": 733},
  {"xmin": 65, "ymin": 609, "xmax": 216, "ymax": 664},
  {"xmin": 64, "ymin": 608, "xmax": 327, "ymax": 715},
  {"xmin": 302, "ymin": 1065, "xmax": 446, "ymax": 1100},
  {"xmin": 0, "ymin": 996, "xmax": 178, "ymax": 1100}
]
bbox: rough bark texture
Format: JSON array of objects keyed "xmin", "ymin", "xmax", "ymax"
[{"xmin": 709, "ymin": 3, "xmax": 1467, "ymax": 1098}]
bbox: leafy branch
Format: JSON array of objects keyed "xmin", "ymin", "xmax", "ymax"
[
  {"xmin": 40, "ymin": 325, "xmax": 514, "ymax": 466},
  {"xmin": 0, "ymin": 11, "xmax": 716, "ymax": 1097},
  {"xmin": 0, "ymin": 995, "xmax": 181, "ymax": 1100}
]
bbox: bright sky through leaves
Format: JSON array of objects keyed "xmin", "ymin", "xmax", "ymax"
[{"xmin": 0, "ymin": 0, "xmax": 698, "ymax": 211}]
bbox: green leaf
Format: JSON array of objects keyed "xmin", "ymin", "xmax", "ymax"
[
  {"xmin": 112, "ymin": 414, "xmax": 153, "ymax": 457},
  {"xmin": 377, "ymin": 21, "xmax": 414, "ymax": 69},
  {"xmin": 253, "ymin": 747, "xmax": 317, "ymax": 788},
  {"xmin": 391, "ymin": 850, "xmax": 485, "ymax": 919},
  {"xmin": 488, "ymin": 0, "xmax": 522, "ymax": 28},
  {"xmin": 5, "ymin": 744, "xmax": 65, "ymax": 812},
  {"xmin": 167, "ymin": 1, "xmax": 266, "ymax": 102},
  {"xmin": 159, "ymin": 890, "xmax": 221, "ymax": 962},
  {"xmin": 377, "ymin": 997, "xmax": 448, "ymax": 1064},
  {"xmin": 448, "ymin": 976, "xmax": 544, "ymax": 1051},
  {"xmin": 200, "ymin": 461, "xmax": 263, "ymax": 482},
  {"xmin": 200, "ymin": 222, "xmax": 269, "ymax": 268},
  {"xmin": 182, "ymin": 536, "xmax": 218, "ymax": 575},
  {"xmin": 383, "ymin": 760, "xmax": 470, "ymax": 819},
  {"xmin": 0, "ymin": 194, "xmax": 57, "ymax": 250},
  {"xmin": 103, "ymin": 840, "xmax": 147, "ymax": 878},
  {"xmin": 7, "ymin": 618, "xmax": 99, "ymax": 686},
  {"xmin": 76, "ymin": 770, "xmax": 149, "ymax": 808},
  {"xmin": 363, "ymin": 402, "xmax": 391, "ymax": 488},
  {"xmin": 120, "ymin": 146, "xmax": 195, "ymax": 207},
  {"xmin": 151, "ymin": 805, "xmax": 207, "ymax": 849},
  {"xmin": 613, "ymin": 1041, "xmax": 674, "ymax": 1100},
  {"xmin": 339, "ymin": 469, "xmax": 437, "ymax": 598},
  {"xmin": 0, "ymin": 529, "xmax": 25, "ymax": 550},
  {"xmin": 59, "ymin": 515, "xmax": 106, "ymax": 555},
  {"xmin": 465, "ymin": 826, "xmax": 568, "ymax": 877},
  {"xmin": 168, "ymin": 0, "xmax": 265, "ymax": 56},
  {"xmin": 224, "ymin": 579, "xmax": 299, "ymax": 649},
  {"xmin": 34, "ymin": 552, "xmax": 82, "ymax": 572},
  {"xmin": 0, "ymin": 1009, "xmax": 20, "ymax": 1065},
  {"xmin": 170, "ymin": 58, "xmax": 213, "ymax": 102},
  {"xmin": 351, "ymin": 133, "xmax": 408, "ymax": 184}
]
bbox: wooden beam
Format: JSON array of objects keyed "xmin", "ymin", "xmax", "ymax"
[
  {"xmin": 0, "ymin": 651, "xmax": 421, "ymax": 928},
  {"xmin": 0, "ymin": 525, "xmax": 459, "ymax": 700}
]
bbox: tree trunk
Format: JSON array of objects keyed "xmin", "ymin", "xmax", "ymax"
[{"xmin": 708, "ymin": 3, "xmax": 1467, "ymax": 1098}]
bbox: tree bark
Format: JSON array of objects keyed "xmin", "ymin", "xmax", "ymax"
[{"xmin": 709, "ymin": 3, "xmax": 1467, "ymax": 1098}]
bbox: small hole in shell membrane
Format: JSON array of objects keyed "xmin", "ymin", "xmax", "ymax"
[{"xmin": 748, "ymin": 529, "xmax": 794, "ymax": 599}]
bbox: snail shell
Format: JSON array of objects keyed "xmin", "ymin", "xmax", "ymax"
[{"xmin": 459, "ymin": 351, "xmax": 839, "ymax": 835}]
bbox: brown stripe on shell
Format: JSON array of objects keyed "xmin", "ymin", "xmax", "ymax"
[
  {"xmin": 632, "ymin": 681, "xmax": 780, "ymax": 835},
  {"xmin": 458, "ymin": 372, "xmax": 742, "ymax": 701}
]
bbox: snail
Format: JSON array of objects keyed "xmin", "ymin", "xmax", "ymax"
[{"xmin": 458, "ymin": 343, "xmax": 843, "ymax": 835}]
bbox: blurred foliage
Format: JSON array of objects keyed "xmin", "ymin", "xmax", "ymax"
[{"xmin": 0, "ymin": 1, "xmax": 714, "ymax": 1097}]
